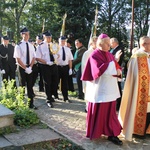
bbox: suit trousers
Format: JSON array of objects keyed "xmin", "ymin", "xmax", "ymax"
[
  {"xmin": 116, "ymin": 81, "xmax": 122, "ymax": 111},
  {"xmin": 58, "ymin": 65, "xmax": 69, "ymax": 100},
  {"xmin": 38, "ymin": 63, "xmax": 44, "ymax": 91},
  {"xmin": 41, "ymin": 64, "xmax": 58, "ymax": 102},
  {"xmin": 76, "ymin": 67, "xmax": 84, "ymax": 99},
  {"xmin": 18, "ymin": 66, "xmax": 34, "ymax": 107},
  {"xmin": 2, "ymin": 65, "xmax": 16, "ymax": 82},
  {"xmin": 32, "ymin": 63, "xmax": 39, "ymax": 87},
  {"xmin": 68, "ymin": 74, "xmax": 74, "ymax": 92}
]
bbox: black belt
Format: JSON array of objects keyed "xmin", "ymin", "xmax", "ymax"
[
  {"xmin": 41, "ymin": 64, "xmax": 56, "ymax": 67},
  {"xmin": 26, "ymin": 64, "xmax": 30, "ymax": 67},
  {"xmin": 58, "ymin": 65, "xmax": 68, "ymax": 67}
]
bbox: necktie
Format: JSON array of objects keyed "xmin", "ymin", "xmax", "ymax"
[
  {"xmin": 26, "ymin": 42, "xmax": 30, "ymax": 66},
  {"xmin": 62, "ymin": 47, "xmax": 66, "ymax": 61},
  {"xmin": 48, "ymin": 44, "xmax": 54, "ymax": 62}
]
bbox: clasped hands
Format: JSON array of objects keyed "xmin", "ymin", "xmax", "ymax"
[
  {"xmin": 46, "ymin": 61, "xmax": 54, "ymax": 66},
  {"xmin": 0, "ymin": 69, "xmax": 6, "ymax": 74},
  {"xmin": 25, "ymin": 67, "xmax": 32, "ymax": 74}
]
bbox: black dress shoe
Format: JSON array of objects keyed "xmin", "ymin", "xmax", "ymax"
[
  {"xmin": 54, "ymin": 97, "xmax": 62, "ymax": 101},
  {"xmin": 32, "ymin": 93, "xmax": 35, "ymax": 98},
  {"xmin": 85, "ymin": 109, "xmax": 87, "ymax": 113},
  {"xmin": 39, "ymin": 89, "xmax": 44, "ymax": 92},
  {"xmin": 64, "ymin": 99, "xmax": 72, "ymax": 103},
  {"xmin": 47, "ymin": 102, "xmax": 54, "ymax": 108},
  {"xmin": 51, "ymin": 98, "xmax": 55, "ymax": 102},
  {"xmin": 29, "ymin": 105, "xmax": 38, "ymax": 110},
  {"xmin": 78, "ymin": 96, "xmax": 84, "ymax": 100},
  {"xmin": 108, "ymin": 136, "xmax": 123, "ymax": 145}
]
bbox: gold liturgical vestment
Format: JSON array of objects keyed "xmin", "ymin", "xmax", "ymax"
[{"xmin": 119, "ymin": 49, "xmax": 150, "ymax": 141}]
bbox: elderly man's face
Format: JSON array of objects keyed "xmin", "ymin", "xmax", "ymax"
[
  {"xmin": 143, "ymin": 38, "xmax": 150, "ymax": 52},
  {"xmin": 103, "ymin": 38, "xmax": 111, "ymax": 51},
  {"xmin": 110, "ymin": 39, "xmax": 117, "ymax": 49},
  {"xmin": 97, "ymin": 37, "xmax": 110, "ymax": 52}
]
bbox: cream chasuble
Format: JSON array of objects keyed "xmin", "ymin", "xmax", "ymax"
[{"xmin": 119, "ymin": 49, "xmax": 150, "ymax": 141}]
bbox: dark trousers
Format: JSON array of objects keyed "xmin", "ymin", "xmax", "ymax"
[
  {"xmin": 68, "ymin": 74, "xmax": 74, "ymax": 92},
  {"xmin": 38, "ymin": 63, "xmax": 44, "ymax": 91},
  {"xmin": 41, "ymin": 64, "xmax": 58, "ymax": 102},
  {"xmin": 58, "ymin": 65, "xmax": 69, "ymax": 100},
  {"xmin": 145, "ymin": 113, "xmax": 150, "ymax": 133},
  {"xmin": 18, "ymin": 66, "xmax": 34, "ymax": 107},
  {"xmin": 2, "ymin": 66, "xmax": 16, "ymax": 86},
  {"xmin": 32, "ymin": 64, "xmax": 39, "ymax": 87},
  {"xmin": 116, "ymin": 81, "xmax": 122, "ymax": 111},
  {"xmin": 76, "ymin": 67, "xmax": 84, "ymax": 99}
]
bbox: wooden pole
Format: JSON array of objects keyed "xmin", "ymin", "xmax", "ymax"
[{"xmin": 130, "ymin": 0, "xmax": 135, "ymax": 54}]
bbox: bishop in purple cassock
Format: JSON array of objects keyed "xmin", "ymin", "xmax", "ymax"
[{"xmin": 81, "ymin": 33, "xmax": 123, "ymax": 145}]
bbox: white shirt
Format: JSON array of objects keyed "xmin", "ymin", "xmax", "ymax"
[
  {"xmin": 36, "ymin": 41, "xmax": 57, "ymax": 63},
  {"xmin": 85, "ymin": 61, "xmax": 120, "ymax": 103},
  {"xmin": 57, "ymin": 46, "xmax": 73, "ymax": 66},
  {"xmin": 81, "ymin": 48, "xmax": 93, "ymax": 93},
  {"xmin": 14, "ymin": 40, "xmax": 35, "ymax": 65}
]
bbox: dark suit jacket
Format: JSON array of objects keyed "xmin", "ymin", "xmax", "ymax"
[
  {"xmin": 111, "ymin": 45, "xmax": 124, "ymax": 66},
  {"xmin": 0, "ymin": 44, "xmax": 16, "ymax": 73},
  {"xmin": 72, "ymin": 46, "xmax": 87, "ymax": 69}
]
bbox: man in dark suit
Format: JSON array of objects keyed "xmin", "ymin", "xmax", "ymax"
[
  {"xmin": 73, "ymin": 39, "xmax": 87, "ymax": 99},
  {"xmin": 110, "ymin": 37, "xmax": 124, "ymax": 111},
  {"xmin": 0, "ymin": 36, "xmax": 17, "ymax": 83}
]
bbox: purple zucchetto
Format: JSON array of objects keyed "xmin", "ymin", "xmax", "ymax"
[{"xmin": 98, "ymin": 33, "xmax": 109, "ymax": 39}]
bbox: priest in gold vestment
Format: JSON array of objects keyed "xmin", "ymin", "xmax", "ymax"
[{"xmin": 119, "ymin": 36, "xmax": 150, "ymax": 141}]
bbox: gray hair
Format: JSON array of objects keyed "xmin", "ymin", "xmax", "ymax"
[{"xmin": 110, "ymin": 37, "xmax": 119, "ymax": 44}]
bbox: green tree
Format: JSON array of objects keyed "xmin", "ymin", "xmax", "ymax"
[
  {"xmin": 96, "ymin": 0, "xmax": 129, "ymax": 44},
  {"xmin": 0, "ymin": 0, "xmax": 29, "ymax": 42},
  {"xmin": 55, "ymin": 0, "xmax": 96, "ymax": 46},
  {"xmin": 126, "ymin": 0, "xmax": 150, "ymax": 41},
  {"xmin": 0, "ymin": 0, "xmax": 149, "ymax": 47},
  {"xmin": 25, "ymin": 0, "xmax": 60, "ymax": 41}
]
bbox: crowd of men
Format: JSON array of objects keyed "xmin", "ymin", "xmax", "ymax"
[
  {"xmin": 0, "ymin": 27, "xmax": 87, "ymax": 109},
  {"xmin": 1, "ymin": 27, "xmax": 150, "ymax": 145}
]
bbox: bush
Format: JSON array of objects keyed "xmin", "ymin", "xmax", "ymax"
[
  {"xmin": 0, "ymin": 80, "xmax": 39, "ymax": 127},
  {"xmin": 14, "ymin": 108, "xmax": 39, "ymax": 127}
]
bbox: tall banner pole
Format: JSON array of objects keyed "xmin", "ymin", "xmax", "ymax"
[
  {"xmin": 42, "ymin": 18, "xmax": 45, "ymax": 33},
  {"xmin": 59, "ymin": 13, "xmax": 67, "ymax": 91},
  {"xmin": 60, "ymin": 13, "xmax": 67, "ymax": 36},
  {"xmin": 88, "ymin": 5, "xmax": 98, "ymax": 48},
  {"xmin": 147, "ymin": 24, "xmax": 150, "ymax": 37},
  {"xmin": 93, "ymin": 5, "xmax": 98, "ymax": 37},
  {"xmin": 130, "ymin": 0, "xmax": 135, "ymax": 54}
]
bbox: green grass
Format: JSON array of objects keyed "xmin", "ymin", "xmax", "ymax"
[
  {"xmin": 23, "ymin": 139, "xmax": 84, "ymax": 150},
  {"xmin": 68, "ymin": 91, "xmax": 78, "ymax": 97}
]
